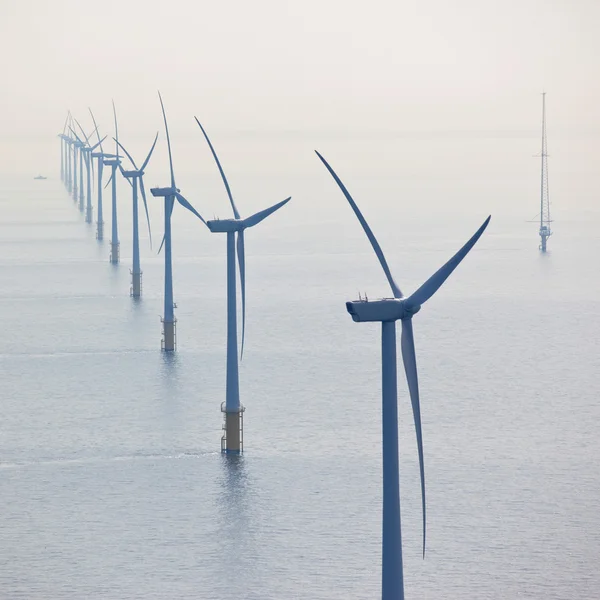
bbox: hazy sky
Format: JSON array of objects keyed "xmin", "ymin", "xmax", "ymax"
[{"xmin": 0, "ymin": 0, "xmax": 599, "ymax": 180}]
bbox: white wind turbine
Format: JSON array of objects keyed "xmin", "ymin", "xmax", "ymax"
[
  {"xmin": 317, "ymin": 151, "xmax": 490, "ymax": 600},
  {"xmin": 72, "ymin": 119, "xmax": 104, "ymax": 223},
  {"xmin": 195, "ymin": 118, "xmax": 290, "ymax": 453},
  {"xmin": 150, "ymin": 92, "xmax": 205, "ymax": 351},
  {"xmin": 89, "ymin": 108, "xmax": 118, "ymax": 241},
  {"xmin": 115, "ymin": 133, "xmax": 158, "ymax": 297}
]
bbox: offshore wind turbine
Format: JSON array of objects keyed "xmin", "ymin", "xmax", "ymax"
[
  {"xmin": 537, "ymin": 92, "xmax": 552, "ymax": 252},
  {"xmin": 115, "ymin": 132, "xmax": 157, "ymax": 297},
  {"xmin": 150, "ymin": 92, "xmax": 204, "ymax": 351},
  {"xmin": 58, "ymin": 112, "xmax": 70, "ymax": 184},
  {"xmin": 61, "ymin": 113, "xmax": 75, "ymax": 194},
  {"xmin": 59, "ymin": 133, "xmax": 73, "ymax": 192},
  {"xmin": 71, "ymin": 130, "xmax": 80, "ymax": 203},
  {"xmin": 77, "ymin": 127, "xmax": 85, "ymax": 210},
  {"xmin": 317, "ymin": 151, "xmax": 490, "ymax": 600},
  {"xmin": 68, "ymin": 126, "xmax": 87, "ymax": 211},
  {"xmin": 104, "ymin": 101, "xmax": 122, "ymax": 263},
  {"xmin": 69, "ymin": 117, "xmax": 86, "ymax": 208},
  {"xmin": 89, "ymin": 108, "xmax": 117, "ymax": 240},
  {"xmin": 71, "ymin": 120, "xmax": 104, "ymax": 221},
  {"xmin": 195, "ymin": 118, "xmax": 290, "ymax": 453}
]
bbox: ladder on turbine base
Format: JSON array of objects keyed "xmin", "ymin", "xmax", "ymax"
[
  {"xmin": 130, "ymin": 270, "xmax": 143, "ymax": 297},
  {"xmin": 109, "ymin": 242, "xmax": 120, "ymax": 264},
  {"xmin": 160, "ymin": 317, "xmax": 177, "ymax": 351},
  {"xmin": 221, "ymin": 402, "xmax": 245, "ymax": 454}
]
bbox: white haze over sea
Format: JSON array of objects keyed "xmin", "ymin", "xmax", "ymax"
[{"xmin": 1, "ymin": 0, "xmax": 600, "ymax": 598}]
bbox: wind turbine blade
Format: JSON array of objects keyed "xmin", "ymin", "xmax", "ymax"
[
  {"xmin": 114, "ymin": 139, "xmax": 138, "ymax": 170},
  {"xmin": 175, "ymin": 192, "xmax": 206, "ymax": 224},
  {"xmin": 119, "ymin": 167, "xmax": 134, "ymax": 189},
  {"xmin": 140, "ymin": 132, "xmax": 159, "ymax": 172},
  {"xmin": 158, "ymin": 91, "xmax": 176, "ymax": 188},
  {"xmin": 89, "ymin": 107, "xmax": 104, "ymax": 153},
  {"xmin": 89, "ymin": 136, "xmax": 107, "ymax": 152},
  {"xmin": 242, "ymin": 197, "xmax": 291, "ymax": 228},
  {"xmin": 62, "ymin": 111, "xmax": 70, "ymax": 135},
  {"xmin": 74, "ymin": 118, "xmax": 88, "ymax": 143},
  {"xmin": 316, "ymin": 150, "xmax": 403, "ymax": 299},
  {"xmin": 400, "ymin": 317, "xmax": 426, "ymax": 558},
  {"xmin": 237, "ymin": 230, "xmax": 246, "ymax": 359},
  {"xmin": 104, "ymin": 171, "xmax": 113, "ymax": 190},
  {"xmin": 194, "ymin": 117, "xmax": 240, "ymax": 219},
  {"xmin": 139, "ymin": 178, "xmax": 153, "ymax": 249},
  {"xmin": 69, "ymin": 127, "xmax": 84, "ymax": 144},
  {"xmin": 75, "ymin": 118, "xmax": 97, "ymax": 146},
  {"xmin": 405, "ymin": 215, "xmax": 491, "ymax": 310},
  {"xmin": 112, "ymin": 100, "xmax": 119, "ymax": 158}
]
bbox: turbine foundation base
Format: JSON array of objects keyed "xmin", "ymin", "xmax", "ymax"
[
  {"xmin": 221, "ymin": 404, "xmax": 245, "ymax": 454},
  {"xmin": 131, "ymin": 270, "xmax": 142, "ymax": 298},
  {"xmin": 110, "ymin": 242, "xmax": 120, "ymax": 264},
  {"xmin": 85, "ymin": 206, "xmax": 93, "ymax": 224},
  {"xmin": 161, "ymin": 318, "xmax": 177, "ymax": 351},
  {"xmin": 96, "ymin": 222, "xmax": 104, "ymax": 241}
]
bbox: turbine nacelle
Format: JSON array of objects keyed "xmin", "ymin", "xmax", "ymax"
[
  {"xmin": 150, "ymin": 186, "xmax": 179, "ymax": 198},
  {"xmin": 206, "ymin": 218, "xmax": 244, "ymax": 233},
  {"xmin": 345, "ymin": 298, "xmax": 421, "ymax": 322},
  {"xmin": 103, "ymin": 158, "xmax": 121, "ymax": 167},
  {"xmin": 121, "ymin": 170, "xmax": 143, "ymax": 178}
]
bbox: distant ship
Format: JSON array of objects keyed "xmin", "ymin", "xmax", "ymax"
[{"xmin": 34, "ymin": 175, "xmax": 47, "ymax": 180}]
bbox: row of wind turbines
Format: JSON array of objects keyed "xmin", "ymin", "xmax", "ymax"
[{"xmin": 57, "ymin": 93, "xmax": 491, "ymax": 600}]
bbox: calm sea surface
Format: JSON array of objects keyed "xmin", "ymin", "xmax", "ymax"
[{"xmin": 1, "ymin": 134, "xmax": 599, "ymax": 599}]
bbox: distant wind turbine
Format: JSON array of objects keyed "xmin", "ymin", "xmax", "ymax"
[
  {"xmin": 103, "ymin": 101, "xmax": 122, "ymax": 263},
  {"xmin": 58, "ymin": 112, "xmax": 70, "ymax": 185},
  {"xmin": 317, "ymin": 151, "xmax": 490, "ymax": 600},
  {"xmin": 77, "ymin": 128, "xmax": 85, "ymax": 209},
  {"xmin": 69, "ymin": 118, "xmax": 86, "ymax": 210},
  {"xmin": 88, "ymin": 108, "xmax": 118, "ymax": 241},
  {"xmin": 195, "ymin": 117, "xmax": 291, "ymax": 453},
  {"xmin": 115, "ymin": 133, "xmax": 158, "ymax": 297},
  {"xmin": 71, "ymin": 128, "xmax": 80, "ymax": 204},
  {"xmin": 150, "ymin": 92, "xmax": 205, "ymax": 351},
  {"xmin": 62, "ymin": 113, "xmax": 76, "ymax": 195},
  {"xmin": 71, "ymin": 120, "xmax": 104, "ymax": 223}
]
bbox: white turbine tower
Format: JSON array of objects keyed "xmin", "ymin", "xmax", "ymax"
[
  {"xmin": 89, "ymin": 108, "xmax": 118, "ymax": 241},
  {"xmin": 115, "ymin": 133, "xmax": 157, "ymax": 297},
  {"xmin": 71, "ymin": 130, "xmax": 80, "ymax": 204},
  {"xmin": 58, "ymin": 111, "xmax": 70, "ymax": 185},
  {"xmin": 317, "ymin": 151, "xmax": 490, "ymax": 600},
  {"xmin": 104, "ymin": 101, "xmax": 123, "ymax": 264},
  {"xmin": 72, "ymin": 119, "xmax": 104, "ymax": 224},
  {"xmin": 150, "ymin": 92, "xmax": 205, "ymax": 351},
  {"xmin": 196, "ymin": 118, "xmax": 290, "ymax": 453},
  {"xmin": 65, "ymin": 113, "xmax": 75, "ymax": 195},
  {"xmin": 69, "ymin": 117, "xmax": 86, "ymax": 210}
]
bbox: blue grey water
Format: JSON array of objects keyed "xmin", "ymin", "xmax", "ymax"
[{"xmin": 1, "ymin": 134, "xmax": 599, "ymax": 599}]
